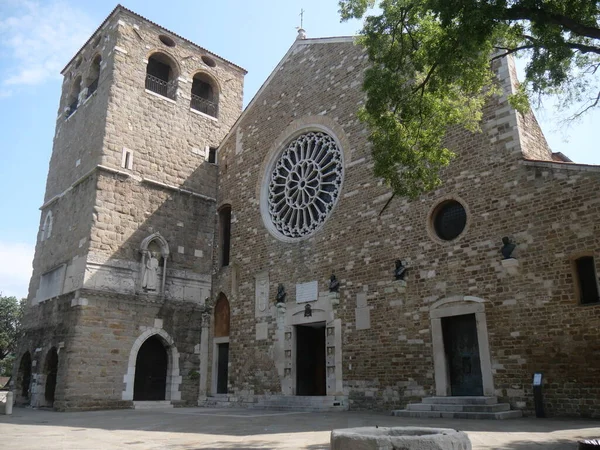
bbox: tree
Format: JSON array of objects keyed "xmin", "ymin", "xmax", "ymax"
[
  {"xmin": 0, "ymin": 295, "xmax": 24, "ymax": 374},
  {"xmin": 339, "ymin": 0, "xmax": 600, "ymax": 198}
]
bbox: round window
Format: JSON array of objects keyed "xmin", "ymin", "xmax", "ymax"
[
  {"xmin": 432, "ymin": 200, "xmax": 467, "ymax": 241},
  {"xmin": 264, "ymin": 131, "xmax": 344, "ymax": 240},
  {"xmin": 159, "ymin": 35, "xmax": 176, "ymax": 47},
  {"xmin": 201, "ymin": 55, "xmax": 216, "ymax": 67}
]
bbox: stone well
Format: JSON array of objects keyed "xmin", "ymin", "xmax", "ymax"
[{"xmin": 330, "ymin": 426, "xmax": 471, "ymax": 450}]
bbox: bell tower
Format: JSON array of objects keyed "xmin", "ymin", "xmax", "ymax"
[{"xmin": 16, "ymin": 5, "xmax": 245, "ymax": 410}]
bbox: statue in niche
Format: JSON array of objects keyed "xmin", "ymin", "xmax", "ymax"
[
  {"xmin": 142, "ymin": 251, "xmax": 160, "ymax": 291},
  {"xmin": 501, "ymin": 237, "xmax": 516, "ymax": 259},
  {"xmin": 394, "ymin": 260, "xmax": 407, "ymax": 281},
  {"xmin": 329, "ymin": 273, "xmax": 340, "ymax": 293},
  {"xmin": 276, "ymin": 284, "xmax": 286, "ymax": 304}
]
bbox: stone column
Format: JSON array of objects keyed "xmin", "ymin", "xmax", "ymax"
[{"xmin": 198, "ymin": 311, "xmax": 210, "ymax": 404}]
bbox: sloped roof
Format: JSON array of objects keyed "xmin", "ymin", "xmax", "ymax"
[{"xmin": 61, "ymin": 4, "xmax": 246, "ymax": 75}]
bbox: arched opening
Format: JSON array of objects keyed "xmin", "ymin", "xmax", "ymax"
[
  {"xmin": 133, "ymin": 335, "xmax": 168, "ymax": 400},
  {"xmin": 66, "ymin": 76, "xmax": 81, "ymax": 117},
  {"xmin": 86, "ymin": 54, "xmax": 101, "ymax": 98},
  {"xmin": 218, "ymin": 205, "xmax": 231, "ymax": 267},
  {"xmin": 190, "ymin": 72, "xmax": 218, "ymax": 117},
  {"xmin": 16, "ymin": 352, "xmax": 32, "ymax": 403},
  {"xmin": 44, "ymin": 347, "xmax": 59, "ymax": 405},
  {"xmin": 213, "ymin": 293, "xmax": 230, "ymax": 394},
  {"xmin": 145, "ymin": 52, "xmax": 178, "ymax": 100}
]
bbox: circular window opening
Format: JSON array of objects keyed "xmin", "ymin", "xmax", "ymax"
[
  {"xmin": 201, "ymin": 55, "xmax": 216, "ymax": 67},
  {"xmin": 159, "ymin": 35, "xmax": 176, "ymax": 47},
  {"xmin": 264, "ymin": 131, "xmax": 344, "ymax": 240},
  {"xmin": 432, "ymin": 200, "xmax": 467, "ymax": 241}
]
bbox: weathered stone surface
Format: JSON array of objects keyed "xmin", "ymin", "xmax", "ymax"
[{"xmin": 330, "ymin": 427, "xmax": 471, "ymax": 450}]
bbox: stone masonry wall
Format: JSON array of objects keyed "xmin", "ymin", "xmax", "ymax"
[{"xmin": 213, "ymin": 38, "xmax": 600, "ymax": 417}]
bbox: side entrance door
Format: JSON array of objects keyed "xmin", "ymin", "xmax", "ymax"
[{"xmin": 442, "ymin": 314, "xmax": 483, "ymax": 396}]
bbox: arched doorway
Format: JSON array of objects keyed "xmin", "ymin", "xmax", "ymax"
[
  {"xmin": 133, "ymin": 335, "xmax": 168, "ymax": 400},
  {"xmin": 17, "ymin": 352, "xmax": 32, "ymax": 403},
  {"xmin": 213, "ymin": 293, "xmax": 230, "ymax": 394},
  {"xmin": 44, "ymin": 348, "xmax": 58, "ymax": 405}
]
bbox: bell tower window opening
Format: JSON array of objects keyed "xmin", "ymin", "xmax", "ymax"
[
  {"xmin": 66, "ymin": 76, "xmax": 82, "ymax": 117},
  {"xmin": 190, "ymin": 73, "xmax": 218, "ymax": 118},
  {"xmin": 219, "ymin": 205, "xmax": 231, "ymax": 267},
  {"xmin": 574, "ymin": 256, "xmax": 599, "ymax": 305},
  {"xmin": 145, "ymin": 53, "xmax": 177, "ymax": 100},
  {"xmin": 86, "ymin": 55, "xmax": 101, "ymax": 98}
]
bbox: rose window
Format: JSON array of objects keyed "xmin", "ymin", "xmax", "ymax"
[{"xmin": 267, "ymin": 131, "xmax": 343, "ymax": 239}]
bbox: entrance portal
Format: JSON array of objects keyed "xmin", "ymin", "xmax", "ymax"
[
  {"xmin": 17, "ymin": 352, "xmax": 32, "ymax": 402},
  {"xmin": 442, "ymin": 314, "xmax": 483, "ymax": 396},
  {"xmin": 134, "ymin": 335, "xmax": 168, "ymax": 400},
  {"xmin": 44, "ymin": 347, "xmax": 58, "ymax": 404},
  {"xmin": 296, "ymin": 323, "xmax": 326, "ymax": 396}
]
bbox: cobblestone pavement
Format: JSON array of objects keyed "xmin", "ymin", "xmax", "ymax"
[{"xmin": 1, "ymin": 407, "xmax": 599, "ymax": 449}]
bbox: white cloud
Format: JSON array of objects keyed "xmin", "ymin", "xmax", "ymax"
[
  {"xmin": 0, "ymin": 241, "xmax": 34, "ymax": 299},
  {"xmin": 0, "ymin": 0, "xmax": 95, "ymax": 88}
]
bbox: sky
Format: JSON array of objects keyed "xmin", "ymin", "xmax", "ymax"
[{"xmin": 0, "ymin": 0, "xmax": 598, "ymax": 299}]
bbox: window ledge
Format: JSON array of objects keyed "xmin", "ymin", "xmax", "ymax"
[
  {"xmin": 190, "ymin": 107, "xmax": 218, "ymax": 121},
  {"xmin": 145, "ymin": 89, "xmax": 177, "ymax": 104}
]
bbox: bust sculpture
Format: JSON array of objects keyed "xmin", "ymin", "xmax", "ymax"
[
  {"xmin": 501, "ymin": 237, "xmax": 516, "ymax": 259},
  {"xmin": 276, "ymin": 284, "xmax": 286, "ymax": 303},
  {"xmin": 329, "ymin": 273, "xmax": 340, "ymax": 293},
  {"xmin": 394, "ymin": 260, "xmax": 407, "ymax": 281}
]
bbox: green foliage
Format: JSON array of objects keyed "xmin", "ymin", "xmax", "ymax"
[
  {"xmin": 340, "ymin": 0, "xmax": 600, "ymax": 197},
  {"xmin": 188, "ymin": 369, "xmax": 200, "ymax": 380},
  {"xmin": 0, "ymin": 295, "xmax": 25, "ymax": 362}
]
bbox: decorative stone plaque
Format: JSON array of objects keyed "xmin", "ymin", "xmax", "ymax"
[
  {"xmin": 296, "ymin": 281, "xmax": 318, "ymax": 303},
  {"xmin": 255, "ymin": 271, "xmax": 270, "ymax": 317}
]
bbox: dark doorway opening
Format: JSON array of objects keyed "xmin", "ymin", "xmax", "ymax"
[
  {"xmin": 18, "ymin": 352, "xmax": 32, "ymax": 402},
  {"xmin": 216, "ymin": 343, "xmax": 229, "ymax": 394},
  {"xmin": 442, "ymin": 314, "xmax": 483, "ymax": 396},
  {"xmin": 134, "ymin": 336, "xmax": 168, "ymax": 401},
  {"xmin": 44, "ymin": 347, "xmax": 59, "ymax": 404},
  {"xmin": 296, "ymin": 323, "xmax": 326, "ymax": 396}
]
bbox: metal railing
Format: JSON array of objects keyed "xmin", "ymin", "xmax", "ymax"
[
  {"xmin": 145, "ymin": 73, "xmax": 177, "ymax": 100},
  {"xmin": 86, "ymin": 78, "xmax": 98, "ymax": 98},
  {"xmin": 190, "ymin": 94, "xmax": 218, "ymax": 118},
  {"xmin": 66, "ymin": 99, "xmax": 78, "ymax": 117}
]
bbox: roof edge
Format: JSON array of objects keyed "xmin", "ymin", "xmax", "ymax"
[
  {"xmin": 217, "ymin": 35, "xmax": 359, "ymax": 150},
  {"xmin": 61, "ymin": 4, "xmax": 246, "ymax": 75}
]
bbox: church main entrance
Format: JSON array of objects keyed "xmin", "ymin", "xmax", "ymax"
[
  {"xmin": 442, "ymin": 313, "xmax": 483, "ymax": 396},
  {"xmin": 134, "ymin": 335, "xmax": 168, "ymax": 400},
  {"xmin": 296, "ymin": 323, "xmax": 326, "ymax": 396}
]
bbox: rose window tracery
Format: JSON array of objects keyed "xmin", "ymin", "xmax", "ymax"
[{"xmin": 267, "ymin": 131, "xmax": 343, "ymax": 239}]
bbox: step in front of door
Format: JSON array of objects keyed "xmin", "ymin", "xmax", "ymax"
[{"xmin": 391, "ymin": 396, "xmax": 522, "ymax": 420}]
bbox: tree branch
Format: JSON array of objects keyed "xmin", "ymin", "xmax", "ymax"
[
  {"xmin": 571, "ymin": 90, "xmax": 600, "ymax": 120},
  {"xmin": 503, "ymin": 5, "xmax": 600, "ymax": 41},
  {"xmin": 491, "ymin": 45, "xmax": 535, "ymax": 60}
]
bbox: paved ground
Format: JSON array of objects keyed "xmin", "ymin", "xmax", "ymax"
[{"xmin": 1, "ymin": 407, "xmax": 599, "ymax": 449}]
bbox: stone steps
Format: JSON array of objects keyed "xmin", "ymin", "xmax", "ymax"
[
  {"xmin": 392, "ymin": 397, "xmax": 522, "ymax": 420},
  {"xmin": 133, "ymin": 400, "xmax": 173, "ymax": 410},
  {"xmin": 251, "ymin": 395, "xmax": 348, "ymax": 412}
]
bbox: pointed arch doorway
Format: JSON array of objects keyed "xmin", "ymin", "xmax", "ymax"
[{"xmin": 212, "ymin": 293, "xmax": 230, "ymax": 394}]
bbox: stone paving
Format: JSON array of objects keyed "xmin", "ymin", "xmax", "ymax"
[{"xmin": 1, "ymin": 407, "xmax": 599, "ymax": 449}]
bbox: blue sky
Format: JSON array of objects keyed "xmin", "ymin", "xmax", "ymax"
[{"xmin": 0, "ymin": 0, "xmax": 598, "ymax": 299}]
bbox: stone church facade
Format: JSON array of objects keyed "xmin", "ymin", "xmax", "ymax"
[{"xmin": 14, "ymin": 5, "xmax": 600, "ymax": 417}]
